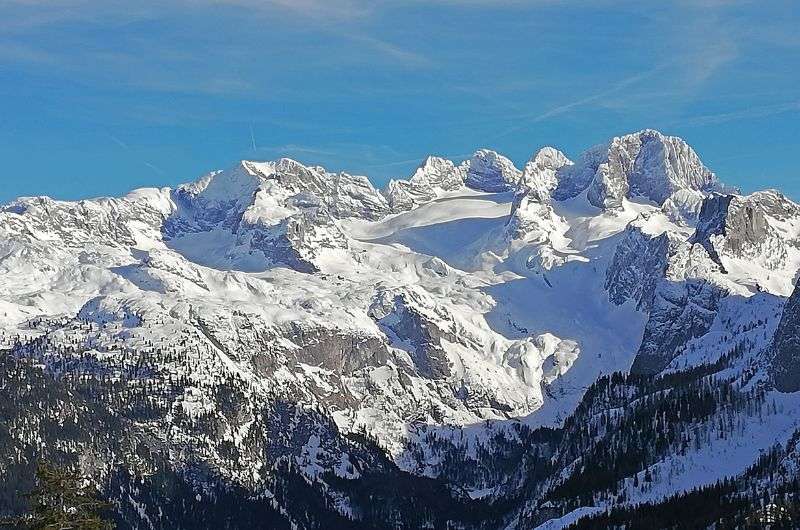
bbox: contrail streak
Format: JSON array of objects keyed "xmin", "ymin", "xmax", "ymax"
[{"xmin": 250, "ymin": 124, "xmax": 258, "ymax": 152}]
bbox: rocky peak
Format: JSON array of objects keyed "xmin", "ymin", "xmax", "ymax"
[
  {"xmin": 462, "ymin": 149, "xmax": 522, "ymax": 193},
  {"xmin": 506, "ymin": 147, "xmax": 572, "ymax": 243},
  {"xmin": 631, "ymin": 279, "xmax": 727, "ymax": 375},
  {"xmin": 692, "ymin": 193, "xmax": 785, "ymax": 271},
  {"xmin": 605, "ymin": 220, "xmax": 676, "ymax": 311},
  {"xmin": 554, "ymin": 129, "xmax": 722, "ymax": 210},
  {"xmin": 243, "ymin": 158, "xmax": 331, "ymax": 199},
  {"xmin": 323, "ymin": 172, "xmax": 388, "ymax": 221},
  {"xmin": 517, "ymin": 147, "xmax": 572, "ymax": 204},
  {"xmin": 174, "ymin": 158, "xmax": 388, "ymax": 227},
  {"xmin": 174, "ymin": 159, "xmax": 316, "ymax": 211},
  {"xmin": 384, "ymin": 156, "xmax": 465, "ymax": 212},
  {"xmin": 626, "ymin": 130, "xmax": 719, "ymax": 204},
  {"xmin": 409, "ymin": 156, "xmax": 464, "ymax": 189},
  {"xmin": 747, "ymin": 189, "xmax": 800, "ymax": 221}
]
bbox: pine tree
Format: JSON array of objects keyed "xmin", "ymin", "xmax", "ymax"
[{"xmin": 1, "ymin": 460, "xmax": 114, "ymax": 529}]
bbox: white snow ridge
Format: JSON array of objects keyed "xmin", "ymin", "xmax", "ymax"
[{"xmin": 4, "ymin": 129, "xmax": 800, "ymax": 529}]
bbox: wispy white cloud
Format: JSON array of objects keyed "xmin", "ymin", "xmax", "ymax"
[
  {"xmin": 531, "ymin": 64, "xmax": 670, "ymax": 122},
  {"xmin": 207, "ymin": 0, "xmax": 374, "ymax": 21},
  {"xmin": 1, "ymin": 0, "xmax": 433, "ymax": 83},
  {"xmin": 670, "ymin": 12, "xmax": 738, "ymax": 88},
  {"xmin": 344, "ymin": 33, "xmax": 434, "ymax": 67},
  {"xmin": 142, "ymin": 160, "xmax": 166, "ymax": 175},
  {"xmin": 108, "ymin": 134, "xmax": 166, "ymax": 176},
  {"xmin": 492, "ymin": 62, "xmax": 670, "ymax": 139},
  {"xmin": 256, "ymin": 144, "xmax": 338, "ymax": 157},
  {"xmin": 109, "ymin": 135, "xmax": 129, "ymax": 150},
  {"xmin": 679, "ymin": 101, "xmax": 800, "ymax": 127}
]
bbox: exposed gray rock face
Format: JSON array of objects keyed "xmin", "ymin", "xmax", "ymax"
[
  {"xmin": 176, "ymin": 308, "xmax": 394, "ymax": 417},
  {"xmin": 631, "ymin": 279, "xmax": 726, "ymax": 374},
  {"xmin": 385, "ymin": 156, "xmax": 465, "ymax": 212},
  {"xmin": 285, "ymin": 324, "xmax": 391, "ymax": 375},
  {"xmin": 326, "ymin": 172, "xmax": 390, "ymax": 220},
  {"xmin": 554, "ymin": 129, "xmax": 721, "ymax": 210},
  {"xmin": 238, "ymin": 208, "xmax": 349, "ymax": 273},
  {"xmin": 552, "ymin": 144, "xmax": 606, "ymax": 202},
  {"xmin": 606, "ymin": 212, "xmax": 729, "ymax": 376},
  {"xmin": 771, "ymin": 277, "xmax": 800, "ymax": 392},
  {"xmin": 605, "ymin": 224, "xmax": 674, "ymax": 311},
  {"xmin": 691, "ymin": 195, "xmax": 735, "ymax": 267},
  {"xmin": 369, "ymin": 289, "xmax": 455, "ymax": 379},
  {"xmin": 585, "ymin": 134, "xmax": 638, "ymax": 210},
  {"xmin": 692, "ymin": 193, "xmax": 787, "ymax": 271},
  {"xmin": 204, "ymin": 310, "xmax": 391, "ymax": 377},
  {"xmin": 613, "ymin": 188, "xmax": 800, "ymax": 377},
  {"xmin": 463, "ymin": 149, "xmax": 522, "ymax": 193}
]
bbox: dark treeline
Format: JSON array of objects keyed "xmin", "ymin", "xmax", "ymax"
[
  {"xmin": 1, "ymin": 325, "xmax": 795, "ymax": 529},
  {"xmin": 568, "ymin": 435, "xmax": 800, "ymax": 529}
]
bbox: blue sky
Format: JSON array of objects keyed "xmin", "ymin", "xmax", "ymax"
[{"xmin": 0, "ymin": 0, "xmax": 798, "ymax": 203}]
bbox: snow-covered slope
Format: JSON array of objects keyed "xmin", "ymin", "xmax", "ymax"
[{"xmin": 3, "ymin": 129, "xmax": 800, "ymax": 529}]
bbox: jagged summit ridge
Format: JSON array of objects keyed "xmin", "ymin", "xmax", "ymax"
[
  {"xmin": 383, "ymin": 148, "xmax": 522, "ymax": 212},
  {"xmin": 5, "ymin": 128, "xmax": 800, "ymax": 529},
  {"xmin": 516, "ymin": 147, "xmax": 572, "ymax": 204},
  {"xmin": 553, "ymin": 129, "xmax": 724, "ymax": 210},
  {"xmin": 504, "ymin": 147, "xmax": 571, "ymax": 247},
  {"xmin": 462, "ymin": 148, "xmax": 522, "ymax": 193},
  {"xmin": 384, "ymin": 156, "xmax": 464, "ymax": 212},
  {"xmin": 2, "ymin": 128, "xmax": 798, "ymax": 460}
]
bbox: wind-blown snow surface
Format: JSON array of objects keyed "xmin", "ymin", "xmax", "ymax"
[{"xmin": 3, "ymin": 129, "xmax": 800, "ymax": 527}]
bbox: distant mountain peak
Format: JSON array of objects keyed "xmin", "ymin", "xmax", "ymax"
[
  {"xmin": 462, "ymin": 149, "xmax": 521, "ymax": 193},
  {"xmin": 553, "ymin": 129, "xmax": 723, "ymax": 210},
  {"xmin": 517, "ymin": 147, "xmax": 573, "ymax": 203},
  {"xmin": 385, "ymin": 156, "xmax": 465, "ymax": 211}
]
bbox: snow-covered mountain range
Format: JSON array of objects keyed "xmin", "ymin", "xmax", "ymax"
[{"xmin": 3, "ymin": 129, "xmax": 800, "ymax": 529}]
